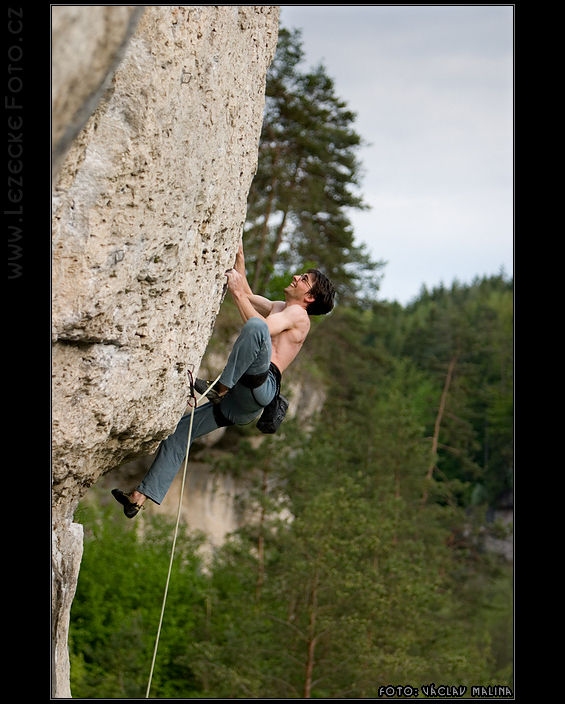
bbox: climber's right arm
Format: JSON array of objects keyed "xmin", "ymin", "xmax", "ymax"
[{"xmin": 248, "ymin": 294, "xmax": 276, "ymax": 316}]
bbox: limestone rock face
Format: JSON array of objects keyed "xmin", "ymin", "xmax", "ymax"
[
  {"xmin": 52, "ymin": 4, "xmax": 278, "ymax": 515},
  {"xmin": 51, "ymin": 6, "xmax": 145, "ymax": 176},
  {"xmin": 51, "ymin": 521, "xmax": 84, "ymax": 697},
  {"xmin": 51, "ymin": 6, "xmax": 278, "ymax": 697}
]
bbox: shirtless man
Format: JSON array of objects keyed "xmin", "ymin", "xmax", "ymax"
[{"xmin": 112, "ymin": 242, "xmax": 335, "ymax": 517}]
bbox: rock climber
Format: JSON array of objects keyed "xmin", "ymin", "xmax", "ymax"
[{"xmin": 112, "ymin": 240, "xmax": 336, "ymax": 518}]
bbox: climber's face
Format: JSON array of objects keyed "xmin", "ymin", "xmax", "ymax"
[
  {"xmin": 283, "ymin": 273, "xmax": 316, "ymax": 307},
  {"xmin": 286, "ymin": 273, "xmax": 313, "ymax": 294},
  {"xmin": 293, "ymin": 273, "xmax": 313, "ymax": 292}
]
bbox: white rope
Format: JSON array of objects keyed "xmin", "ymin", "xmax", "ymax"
[{"xmin": 145, "ymin": 371, "xmax": 223, "ymax": 699}]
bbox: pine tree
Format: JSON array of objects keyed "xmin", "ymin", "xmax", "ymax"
[{"xmin": 244, "ymin": 27, "xmax": 382, "ymax": 303}]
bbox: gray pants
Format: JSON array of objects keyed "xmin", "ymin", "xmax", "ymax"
[{"xmin": 136, "ymin": 317, "xmax": 277, "ymax": 504}]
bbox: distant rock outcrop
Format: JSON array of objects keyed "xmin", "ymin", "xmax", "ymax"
[{"xmin": 51, "ymin": 6, "xmax": 278, "ymax": 697}]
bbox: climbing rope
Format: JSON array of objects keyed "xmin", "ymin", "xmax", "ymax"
[{"xmin": 145, "ymin": 369, "xmax": 223, "ymax": 699}]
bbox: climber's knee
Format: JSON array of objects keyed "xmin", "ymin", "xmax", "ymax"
[
  {"xmin": 241, "ymin": 316, "xmax": 269, "ymax": 341},
  {"xmin": 213, "ymin": 402, "xmax": 235, "ymax": 428}
]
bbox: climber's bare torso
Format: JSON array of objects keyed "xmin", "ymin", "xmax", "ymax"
[{"xmin": 252, "ymin": 297, "xmax": 311, "ymax": 374}]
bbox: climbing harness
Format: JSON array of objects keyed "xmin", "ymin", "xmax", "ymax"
[
  {"xmin": 145, "ymin": 368, "xmax": 223, "ymax": 699},
  {"xmin": 251, "ymin": 363, "xmax": 288, "ymax": 434}
]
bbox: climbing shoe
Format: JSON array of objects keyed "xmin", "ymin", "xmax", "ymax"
[
  {"xmin": 111, "ymin": 489, "xmax": 144, "ymax": 519},
  {"xmin": 194, "ymin": 378, "xmax": 224, "ymax": 404}
]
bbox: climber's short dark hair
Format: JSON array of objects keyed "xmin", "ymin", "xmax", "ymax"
[{"xmin": 306, "ymin": 269, "xmax": 336, "ymax": 316}]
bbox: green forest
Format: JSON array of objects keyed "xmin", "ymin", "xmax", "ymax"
[{"xmin": 69, "ymin": 28, "xmax": 513, "ymax": 699}]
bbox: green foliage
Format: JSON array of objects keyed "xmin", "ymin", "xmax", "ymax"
[
  {"xmin": 70, "ymin": 501, "xmax": 209, "ymax": 699},
  {"xmin": 396, "ymin": 274, "xmax": 514, "ymax": 506},
  {"xmin": 70, "ymin": 363, "xmax": 512, "ymax": 696}
]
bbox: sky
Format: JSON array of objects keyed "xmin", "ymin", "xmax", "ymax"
[{"xmin": 278, "ymin": 5, "xmax": 514, "ymax": 305}]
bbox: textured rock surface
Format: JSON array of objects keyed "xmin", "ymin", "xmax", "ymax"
[
  {"xmin": 51, "ymin": 6, "xmax": 278, "ymax": 697},
  {"xmin": 51, "ymin": 521, "xmax": 84, "ymax": 697},
  {"xmin": 51, "ymin": 6, "xmax": 145, "ymax": 177}
]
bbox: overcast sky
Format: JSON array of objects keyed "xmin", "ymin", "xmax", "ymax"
[{"xmin": 279, "ymin": 5, "xmax": 513, "ymax": 305}]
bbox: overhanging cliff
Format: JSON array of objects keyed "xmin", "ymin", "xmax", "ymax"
[{"xmin": 51, "ymin": 6, "xmax": 279, "ymax": 697}]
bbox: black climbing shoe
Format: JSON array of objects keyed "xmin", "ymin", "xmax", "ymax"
[
  {"xmin": 111, "ymin": 489, "xmax": 144, "ymax": 519},
  {"xmin": 194, "ymin": 378, "xmax": 224, "ymax": 404}
]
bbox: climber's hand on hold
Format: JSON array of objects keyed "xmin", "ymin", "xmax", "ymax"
[
  {"xmin": 226, "ymin": 268, "xmax": 263, "ymax": 323},
  {"xmin": 225, "ymin": 268, "xmax": 245, "ymax": 295}
]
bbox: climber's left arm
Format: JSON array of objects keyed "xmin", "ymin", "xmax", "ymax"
[
  {"xmin": 233, "ymin": 240, "xmax": 254, "ymax": 297},
  {"xmin": 229, "ymin": 241, "xmax": 281, "ymax": 318},
  {"xmin": 226, "ymin": 268, "xmax": 267, "ymax": 323}
]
